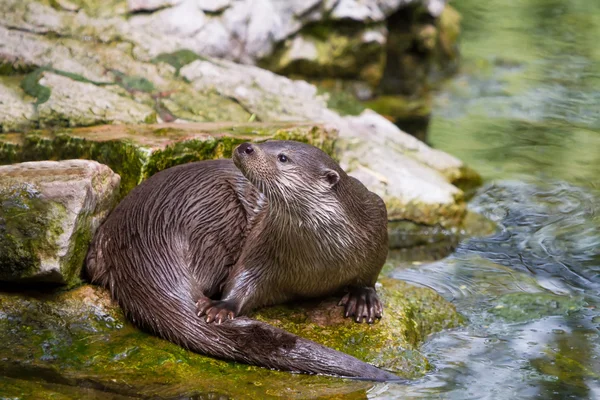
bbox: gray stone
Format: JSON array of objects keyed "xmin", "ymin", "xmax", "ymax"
[
  {"xmin": 0, "ymin": 160, "xmax": 120, "ymax": 286},
  {"xmin": 0, "ymin": 78, "xmax": 35, "ymax": 133},
  {"xmin": 0, "ymin": 0, "xmax": 448, "ymax": 64},
  {"xmin": 0, "ymin": 1, "xmax": 476, "ymax": 229},
  {"xmin": 180, "ymin": 58, "xmax": 470, "ymax": 225},
  {"xmin": 36, "ymin": 72, "xmax": 157, "ymax": 127},
  {"xmin": 180, "ymin": 58, "xmax": 330, "ymax": 122}
]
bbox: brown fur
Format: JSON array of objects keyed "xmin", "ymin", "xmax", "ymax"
[{"xmin": 86, "ymin": 140, "xmax": 394, "ymax": 380}]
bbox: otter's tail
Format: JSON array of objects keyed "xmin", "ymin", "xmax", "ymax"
[{"xmin": 127, "ymin": 294, "xmax": 398, "ymax": 381}]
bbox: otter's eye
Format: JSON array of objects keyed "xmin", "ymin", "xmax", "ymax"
[{"xmin": 278, "ymin": 154, "xmax": 288, "ymax": 163}]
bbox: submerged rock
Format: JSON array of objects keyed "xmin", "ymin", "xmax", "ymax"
[
  {"xmin": 0, "ymin": 160, "xmax": 120, "ymax": 286},
  {"xmin": 490, "ymin": 292, "xmax": 586, "ymax": 323},
  {"xmin": 0, "ymin": 279, "xmax": 462, "ymax": 398}
]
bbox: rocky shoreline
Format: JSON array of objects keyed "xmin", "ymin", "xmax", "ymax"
[{"xmin": 0, "ymin": 1, "xmax": 486, "ymax": 397}]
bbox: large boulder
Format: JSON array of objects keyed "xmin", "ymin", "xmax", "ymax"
[
  {"xmin": 0, "ymin": 278, "xmax": 462, "ymax": 398},
  {"xmin": 0, "ymin": 1, "xmax": 481, "ymax": 246},
  {"xmin": 0, "ymin": 160, "xmax": 120, "ymax": 286}
]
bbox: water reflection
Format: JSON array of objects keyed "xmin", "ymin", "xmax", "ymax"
[
  {"xmin": 379, "ymin": 0, "xmax": 600, "ymax": 397},
  {"xmin": 382, "ymin": 181, "xmax": 600, "ymax": 399}
]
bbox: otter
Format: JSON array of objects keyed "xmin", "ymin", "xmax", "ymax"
[{"xmin": 86, "ymin": 140, "xmax": 394, "ymax": 380}]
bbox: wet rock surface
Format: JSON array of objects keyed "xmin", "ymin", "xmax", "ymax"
[
  {"xmin": 0, "ymin": 279, "xmax": 462, "ymax": 399},
  {"xmin": 0, "ymin": 160, "xmax": 120, "ymax": 286}
]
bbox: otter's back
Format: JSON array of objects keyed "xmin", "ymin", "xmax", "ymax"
[{"xmin": 86, "ymin": 159, "xmax": 256, "ymax": 313}]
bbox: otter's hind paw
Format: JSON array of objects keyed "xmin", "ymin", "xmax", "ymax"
[
  {"xmin": 338, "ymin": 287, "xmax": 383, "ymax": 324},
  {"xmin": 196, "ymin": 298, "xmax": 238, "ymax": 324}
]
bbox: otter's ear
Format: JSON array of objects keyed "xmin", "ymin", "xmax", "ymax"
[{"xmin": 322, "ymin": 169, "xmax": 340, "ymax": 188}]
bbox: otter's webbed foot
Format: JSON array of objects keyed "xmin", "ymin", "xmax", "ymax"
[
  {"xmin": 196, "ymin": 298, "xmax": 238, "ymax": 324},
  {"xmin": 338, "ymin": 287, "xmax": 383, "ymax": 324}
]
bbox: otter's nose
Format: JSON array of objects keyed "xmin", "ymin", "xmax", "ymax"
[{"xmin": 237, "ymin": 142, "xmax": 254, "ymax": 155}]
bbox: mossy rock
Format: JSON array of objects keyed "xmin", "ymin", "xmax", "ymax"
[
  {"xmin": 0, "ymin": 160, "xmax": 120, "ymax": 286},
  {"xmin": 0, "ymin": 123, "xmax": 336, "ymax": 198},
  {"xmin": 0, "ymin": 278, "xmax": 463, "ymax": 398},
  {"xmin": 261, "ymin": 22, "xmax": 386, "ymax": 89}
]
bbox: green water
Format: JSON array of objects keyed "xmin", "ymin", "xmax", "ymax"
[
  {"xmin": 430, "ymin": 0, "xmax": 600, "ymax": 187},
  {"xmin": 377, "ymin": 1, "xmax": 600, "ymax": 398}
]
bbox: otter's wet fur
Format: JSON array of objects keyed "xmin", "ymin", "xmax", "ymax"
[{"xmin": 86, "ymin": 140, "xmax": 394, "ymax": 380}]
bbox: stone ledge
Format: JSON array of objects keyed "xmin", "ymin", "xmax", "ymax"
[{"xmin": 0, "ymin": 123, "xmax": 335, "ymax": 198}]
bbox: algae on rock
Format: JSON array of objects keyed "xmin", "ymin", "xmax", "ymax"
[
  {"xmin": 0, "ymin": 160, "xmax": 120, "ymax": 286},
  {"xmin": 0, "ymin": 276, "xmax": 462, "ymax": 398},
  {"xmin": 0, "ymin": 123, "xmax": 336, "ymax": 199}
]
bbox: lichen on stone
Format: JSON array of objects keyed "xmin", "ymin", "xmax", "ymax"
[{"xmin": 0, "ymin": 184, "xmax": 57, "ymax": 281}]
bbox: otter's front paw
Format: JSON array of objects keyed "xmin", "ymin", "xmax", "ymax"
[
  {"xmin": 196, "ymin": 298, "xmax": 238, "ymax": 324},
  {"xmin": 338, "ymin": 287, "xmax": 383, "ymax": 324}
]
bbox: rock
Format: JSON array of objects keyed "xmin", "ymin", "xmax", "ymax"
[
  {"xmin": 261, "ymin": 23, "xmax": 388, "ymax": 88},
  {"xmin": 490, "ymin": 292, "xmax": 585, "ymax": 323},
  {"xmin": 35, "ymin": 72, "xmax": 157, "ymax": 127},
  {"xmin": 0, "ymin": 279, "xmax": 462, "ymax": 397},
  {"xmin": 180, "ymin": 58, "xmax": 330, "ymax": 122},
  {"xmin": 0, "ymin": 77, "xmax": 35, "ymax": 133},
  {"xmin": 335, "ymin": 110, "xmax": 466, "ymax": 226},
  {"xmin": 0, "ymin": 123, "xmax": 336, "ymax": 198},
  {"xmin": 0, "ymin": 160, "xmax": 120, "ymax": 286},
  {"xmin": 0, "ymin": 2, "xmax": 481, "ymax": 237},
  {"xmin": 1, "ymin": 0, "xmax": 448, "ymax": 63}
]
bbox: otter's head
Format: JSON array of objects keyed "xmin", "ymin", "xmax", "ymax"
[{"xmin": 233, "ymin": 140, "xmax": 343, "ymax": 206}]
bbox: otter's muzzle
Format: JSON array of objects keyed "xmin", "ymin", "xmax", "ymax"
[{"xmin": 233, "ymin": 142, "xmax": 258, "ymax": 171}]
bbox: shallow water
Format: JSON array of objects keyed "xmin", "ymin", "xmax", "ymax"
[{"xmin": 378, "ymin": 0, "xmax": 600, "ymax": 398}]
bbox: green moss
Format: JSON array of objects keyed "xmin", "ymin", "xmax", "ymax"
[
  {"xmin": 384, "ymin": 195, "xmax": 466, "ymax": 227},
  {"xmin": 452, "ymin": 165, "xmax": 483, "ymax": 199},
  {"xmin": 110, "ymin": 70, "xmax": 156, "ymax": 93},
  {"xmin": 153, "ymin": 50, "xmax": 206, "ymax": 75},
  {"xmin": 61, "ymin": 215, "xmax": 92, "ymax": 288},
  {"xmin": 0, "ymin": 125, "xmax": 337, "ymax": 197},
  {"xmin": 20, "ymin": 69, "xmax": 51, "ymax": 105},
  {"xmin": 261, "ymin": 22, "xmax": 386, "ymax": 87},
  {"xmin": 1, "ymin": 132, "xmax": 147, "ymax": 199},
  {"xmin": 0, "ymin": 184, "xmax": 63, "ymax": 281},
  {"xmin": 316, "ymin": 84, "xmax": 366, "ymax": 116},
  {"xmin": 0, "ymin": 275, "xmax": 463, "ymax": 397},
  {"xmin": 0, "ymin": 287, "xmax": 375, "ymax": 398},
  {"xmin": 0, "ymin": 138, "xmax": 20, "ymax": 164},
  {"xmin": 253, "ymin": 278, "xmax": 463, "ymax": 378},
  {"xmin": 0, "ymin": 60, "xmax": 37, "ymax": 76},
  {"xmin": 437, "ymin": 5, "xmax": 462, "ymax": 60},
  {"xmin": 47, "ymin": 0, "xmax": 128, "ymax": 18},
  {"xmin": 143, "ymin": 138, "xmax": 220, "ymax": 179},
  {"xmin": 0, "ymin": 175, "xmax": 98, "ymax": 286}
]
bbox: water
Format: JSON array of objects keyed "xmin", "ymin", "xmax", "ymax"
[{"xmin": 377, "ymin": 1, "xmax": 600, "ymax": 398}]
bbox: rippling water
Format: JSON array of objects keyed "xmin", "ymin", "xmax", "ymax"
[{"xmin": 377, "ymin": 0, "xmax": 600, "ymax": 398}]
